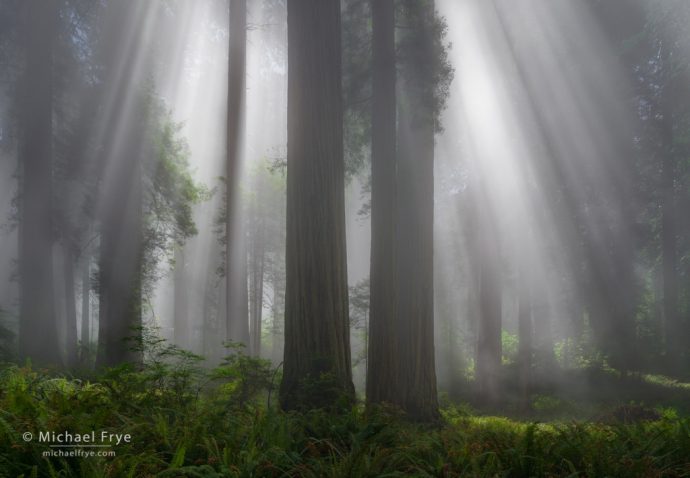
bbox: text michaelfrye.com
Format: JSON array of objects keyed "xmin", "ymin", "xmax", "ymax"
[{"xmin": 19, "ymin": 430, "xmax": 130, "ymax": 459}]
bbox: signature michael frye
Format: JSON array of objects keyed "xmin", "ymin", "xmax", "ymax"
[{"xmin": 24, "ymin": 430, "xmax": 131, "ymax": 446}]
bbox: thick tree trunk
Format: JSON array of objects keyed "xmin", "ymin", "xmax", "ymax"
[
  {"xmin": 396, "ymin": 97, "xmax": 438, "ymax": 421},
  {"xmin": 18, "ymin": 0, "xmax": 60, "ymax": 366},
  {"xmin": 94, "ymin": 1, "xmax": 145, "ymax": 368},
  {"xmin": 280, "ymin": 0, "xmax": 354, "ymax": 411},
  {"xmin": 366, "ymin": 0, "xmax": 399, "ymax": 408},
  {"xmin": 97, "ymin": 158, "xmax": 143, "ymax": 367},
  {"xmin": 394, "ymin": 1, "xmax": 439, "ymax": 421},
  {"xmin": 226, "ymin": 0, "xmax": 250, "ymax": 348}
]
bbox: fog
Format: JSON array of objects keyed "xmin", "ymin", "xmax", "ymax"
[{"xmin": 1, "ymin": 0, "xmax": 689, "ymax": 408}]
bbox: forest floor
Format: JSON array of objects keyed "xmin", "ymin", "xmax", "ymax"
[
  {"xmin": 448, "ymin": 364, "xmax": 690, "ymax": 422},
  {"xmin": 1, "ymin": 352, "xmax": 689, "ymax": 477}
]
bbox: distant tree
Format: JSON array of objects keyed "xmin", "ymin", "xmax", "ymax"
[
  {"xmin": 95, "ymin": 2, "xmax": 205, "ymax": 367},
  {"xmin": 0, "ymin": 308, "xmax": 14, "ymax": 361},
  {"xmin": 247, "ymin": 164, "xmax": 271, "ymax": 358},
  {"xmin": 80, "ymin": 246, "xmax": 92, "ymax": 364},
  {"xmin": 473, "ymin": 193, "xmax": 502, "ymax": 404},
  {"xmin": 279, "ymin": 0, "xmax": 355, "ymax": 411},
  {"xmin": 648, "ymin": 5, "xmax": 690, "ymax": 368},
  {"xmin": 517, "ymin": 236, "xmax": 533, "ymax": 405},
  {"xmin": 226, "ymin": 0, "xmax": 249, "ymax": 348},
  {"xmin": 173, "ymin": 246, "xmax": 189, "ymax": 349},
  {"xmin": 584, "ymin": 0, "xmax": 690, "ymax": 372},
  {"xmin": 350, "ymin": 277, "xmax": 369, "ymax": 375},
  {"xmin": 495, "ymin": 0, "xmax": 642, "ymax": 376},
  {"xmin": 60, "ymin": 242, "xmax": 79, "ymax": 368},
  {"xmin": 52, "ymin": 3, "xmax": 98, "ymax": 368}
]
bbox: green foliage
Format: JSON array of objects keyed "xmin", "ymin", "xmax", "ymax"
[
  {"xmin": 397, "ymin": 0, "xmax": 454, "ymax": 132},
  {"xmin": 349, "ymin": 278, "xmax": 370, "ymax": 390},
  {"xmin": 0, "ymin": 332, "xmax": 273, "ymax": 477},
  {"xmin": 554, "ymin": 336, "xmax": 606, "ymax": 370},
  {"xmin": 1, "ymin": 343, "xmax": 690, "ymax": 477},
  {"xmin": 0, "ymin": 307, "xmax": 15, "ymax": 362},
  {"xmin": 210, "ymin": 342, "xmax": 273, "ymax": 407},
  {"xmin": 340, "ymin": 0, "xmax": 455, "ymax": 181},
  {"xmin": 141, "ymin": 94, "xmax": 209, "ymax": 294},
  {"xmin": 531, "ymin": 395, "xmax": 578, "ymax": 417},
  {"xmin": 342, "ymin": 0, "xmax": 373, "ymax": 179},
  {"xmin": 348, "ymin": 278, "xmax": 369, "ymax": 331},
  {"xmin": 501, "ymin": 330, "xmax": 518, "ymax": 365}
]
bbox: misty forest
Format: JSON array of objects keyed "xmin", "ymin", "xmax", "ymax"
[{"xmin": 1, "ymin": 0, "xmax": 690, "ymax": 476}]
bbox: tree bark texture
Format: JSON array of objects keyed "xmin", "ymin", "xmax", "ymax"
[
  {"xmin": 366, "ymin": 0, "xmax": 400, "ymax": 408},
  {"xmin": 280, "ymin": 0, "xmax": 354, "ymax": 411},
  {"xmin": 19, "ymin": 0, "xmax": 60, "ymax": 366},
  {"xmin": 394, "ymin": 0, "xmax": 439, "ymax": 421}
]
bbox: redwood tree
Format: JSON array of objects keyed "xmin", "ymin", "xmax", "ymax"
[
  {"xmin": 226, "ymin": 0, "xmax": 249, "ymax": 347},
  {"xmin": 18, "ymin": 0, "xmax": 60, "ymax": 365},
  {"xmin": 366, "ymin": 0, "xmax": 399, "ymax": 408},
  {"xmin": 394, "ymin": 0, "xmax": 443, "ymax": 421},
  {"xmin": 279, "ymin": 0, "xmax": 354, "ymax": 411},
  {"xmin": 96, "ymin": 0, "xmax": 146, "ymax": 367}
]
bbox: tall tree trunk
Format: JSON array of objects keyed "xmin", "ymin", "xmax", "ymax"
[
  {"xmin": 95, "ymin": 1, "xmax": 146, "ymax": 368},
  {"xmin": 476, "ymin": 200, "xmax": 502, "ymax": 404},
  {"xmin": 226, "ymin": 0, "xmax": 250, "ymax": 348},
  {"xmin": 395, "ymin": 0, "xmax": 439, "ymax": 421},
  {"xmin": 532, "ymin": 283, "xmax": 555, "ymax": 368},
  {"xmin": 517, "ymin": 247, "xmax": 532, "ymax": 407},
  {"xmin": 249, "ymin": 217, "xmax": 265, "ymax": 358},
  {"xmin": 271, "ymin": 281, "xmax": 280, "ymax": 363},
  {"xmin": 63, "ymin": 243, "xmax": 79, "ymax": 368},
  {"xmin": 174, "ymin": 246, "xmax": 189, "ymax": 349},
  {"xmin": 279, "ymin": 0, "xmax": 354, "ymax": 411},
  {"xmin": 81, "ymin": 251, "xmax": 90, "ymax": 363},
  {"xmin": 202, "ymin": 237, "xmax": 227, "ymax": 364},
  {"xmin": 660, "ymin": 79, "xmax": 678, "ymax": 365},
  {"xmin": 203, "ymin": 239, "xmax": 226, "ymax": 365},
  {"xmin": 19, "ymin": 0, "xmax": 60, "ymax": 366},
  {"xmin": 366, "ymin": 0, "xmax": 399, "ymax": 408},
  {"xmin": 97, "ymin": 152, "xmax": 143, "ymax": 367}
]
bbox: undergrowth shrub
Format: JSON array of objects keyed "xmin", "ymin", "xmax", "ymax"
[{"xmin": 0, "ymin": 331, "xmax": 689, "ymax": 477}]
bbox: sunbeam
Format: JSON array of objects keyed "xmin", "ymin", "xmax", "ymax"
[{"xmin": 2, "ymin": 0, "xmax": 690, "ymax": 472}]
